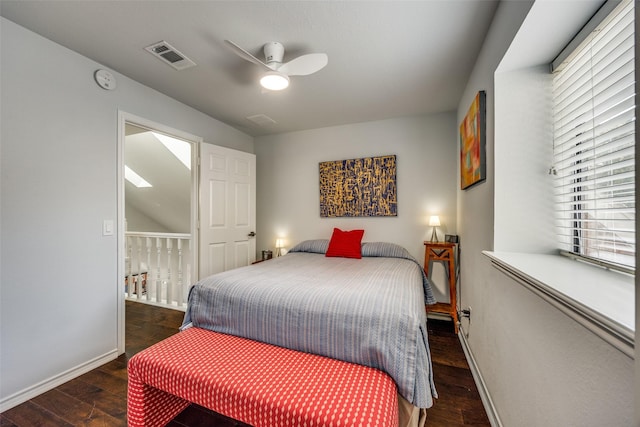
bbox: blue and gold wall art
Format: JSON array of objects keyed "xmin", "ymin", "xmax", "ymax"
[{"xmin": 319, "ymin": 155, "xmax": 397, "ymax": 217}]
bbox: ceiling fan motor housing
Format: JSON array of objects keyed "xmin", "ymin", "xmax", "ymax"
[{"xmin": 263, "ymin": 42, "xmax": 285, "ymax": 68}]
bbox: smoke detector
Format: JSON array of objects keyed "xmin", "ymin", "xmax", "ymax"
[{"xmin": 144, "ymin": 41, "xmax": 196, "ymax": 71}]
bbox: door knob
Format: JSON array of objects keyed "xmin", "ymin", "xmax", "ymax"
[{"xmin": 248, "ymin": 231, "xmax": 256, "ymax": 237}]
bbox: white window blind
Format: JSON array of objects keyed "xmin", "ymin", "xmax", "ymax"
[{"xmin": 552, "ymin": 0, "xmax": 635, "ymax": 270}]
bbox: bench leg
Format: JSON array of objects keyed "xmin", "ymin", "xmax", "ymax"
[{"xmin": 128, "ymin": 371, "xmax": 190, "ymax": 426}]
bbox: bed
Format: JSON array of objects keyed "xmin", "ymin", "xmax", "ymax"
[{"xmin": 182, "ymin": 238, "xmax": 438, "ymax": 425}]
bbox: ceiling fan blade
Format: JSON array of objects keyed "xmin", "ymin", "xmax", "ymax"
[
  {"xmin": 223, "ymin": 39, "xmax": 271, "ymax": 71},
  {"xmin": 278, "ymin": 53, "xmax": 328, "ymax": 76}
]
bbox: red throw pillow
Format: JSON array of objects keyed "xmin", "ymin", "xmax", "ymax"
[{"xmin": 325, "ymin": 228, "xmax": 365, "ymax": 259}]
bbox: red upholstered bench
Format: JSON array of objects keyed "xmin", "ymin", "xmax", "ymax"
[{"xmin": 127, "ymin": 327, "xmax": 399, "ymax": 427}]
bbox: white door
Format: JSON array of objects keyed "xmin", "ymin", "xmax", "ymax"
[{"xmin": 199, "ymin": 143, "xmax": 256, "ymax": 278}]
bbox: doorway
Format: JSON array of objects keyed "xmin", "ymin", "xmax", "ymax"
[{"xmin": 117, "ymin": 112, "xmax": 201, "ymax": 354}]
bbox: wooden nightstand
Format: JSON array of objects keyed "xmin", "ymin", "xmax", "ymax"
[{"xmin": 423, "ymin": 241, "xmax": 459, "ymax": 334}]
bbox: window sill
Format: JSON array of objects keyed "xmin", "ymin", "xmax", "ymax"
[{"xmin": 483, "ymin": 251, "xmax": 635, "ymax": 358}]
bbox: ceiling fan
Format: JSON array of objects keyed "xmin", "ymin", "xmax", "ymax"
[{"xmin": 224, "ymin": 40, "xmax": 328, "ymax": 91}]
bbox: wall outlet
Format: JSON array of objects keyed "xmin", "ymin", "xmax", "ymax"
[{"xmin": 460, "ymin": 306, "xmax": 472, "ymax": 320}]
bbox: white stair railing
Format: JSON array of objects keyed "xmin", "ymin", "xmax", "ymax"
[{"xmin": 125, "ymin": 232, "xmax": 193, "ymax": 310}]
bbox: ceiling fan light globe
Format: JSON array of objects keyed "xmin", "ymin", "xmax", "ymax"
[{"xmin": 260, "ymin": 71, "xmax": 290, "ymax": 91}]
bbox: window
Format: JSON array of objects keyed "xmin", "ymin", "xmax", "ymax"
[
  {"xmin": 490, "ymin": 0, "xmax": 635, "ymax": 356},
  {"xmin": 552, "ymin": 0, "xmax": 635, "ymax": 271}
]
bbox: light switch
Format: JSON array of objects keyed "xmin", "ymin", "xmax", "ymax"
[{"xmin": 103, "ymin": 220, "xmax": 114, "ymax": 236}]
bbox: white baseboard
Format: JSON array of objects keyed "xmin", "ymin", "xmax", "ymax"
[
  {"xmin": 0, "ymin": 349, "xmax": 119, "ymax": 413},
  {"xmin": 457, "ymin": 327, "xmax": 503, "ymax": 427}
]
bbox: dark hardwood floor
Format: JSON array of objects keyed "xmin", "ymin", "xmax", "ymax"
[{"xmin": 1, "ymin": 301, "xmax": 489, "ymax": 426}]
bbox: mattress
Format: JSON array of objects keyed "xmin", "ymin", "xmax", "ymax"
[{"xmin": 182, "ymin": 241, "xmax": 438, "ymax": 408}]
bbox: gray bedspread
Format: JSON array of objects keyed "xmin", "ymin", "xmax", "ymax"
[{"xmin": 182, "ymin": 241, "xmax": 438, "ymax": 408}]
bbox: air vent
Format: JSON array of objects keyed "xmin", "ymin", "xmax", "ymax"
[
  {"xmin": 144, "ymin": 41, "xmax": 196, "ymax": 71},
  {"xmin": 246, "ymin": 114, "xmax": 277, "ymax": 126}
]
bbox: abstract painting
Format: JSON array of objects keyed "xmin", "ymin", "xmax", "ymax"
[
  {"xmin": 460, "ymin": 91, "xmax": 486, "ymax": 190},
  {"xmin": 319, "ymin": 155, "xmax": 397, "ymax": 217}
]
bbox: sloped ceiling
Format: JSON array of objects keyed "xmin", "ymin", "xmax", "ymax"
[
  {"xmin": 125, "ymin": 126, "xmax": 191, "ymax": 233},
  {"xmin": 0, "ymin": 0, "xmax": 499, "ymax": 137}
]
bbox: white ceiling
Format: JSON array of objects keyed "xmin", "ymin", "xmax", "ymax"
[
  {"xmin": 125, "ymin": 125, "xmax": 192, "ymax": 233},
  {"xmin": 0, "ymin": 0, "xmax": 499, "ymax": 137}
]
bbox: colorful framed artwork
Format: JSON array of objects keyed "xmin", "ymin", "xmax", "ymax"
[
  {"xmin": 319, "ymin": 154, "xmax": 397, "ymax": 217},
  {"xmin": 460, "ymin": 91, "xmax": 486, "ymax": 190}
]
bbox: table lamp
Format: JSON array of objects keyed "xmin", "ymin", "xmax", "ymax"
[
  {"xmin": 429, "ymin": 216, "xmax": 441, "ymax": 242},
  {"xmin": 275, "ymin": 238, "xmax": 284, "ymax": 257}
]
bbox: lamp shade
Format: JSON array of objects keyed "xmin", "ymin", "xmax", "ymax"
[
  {"xmin": 260, "ymin": 71, "xmax": 290, "ymax": 91},
  {"xmin": 275, "ymin": 238, "xmax": 285, "ymax": 257},
  {"xmin": 428, "ymin": 216, "xmax": 441, "ymax": 227}
]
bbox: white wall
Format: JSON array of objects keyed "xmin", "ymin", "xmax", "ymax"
[
  {"xmin": 254, "ymin": 114, "xmax": 457, "ymax": 298},
  {"xmin": 494, "ymin": 65, "xmax": 556, "ymax": 253},
  {"xmin": 457, "ymin": 2, "xmax": 634, "ymax": 425},
  {"xmin": 0, "ymin": 17, "xmax": 253, "ymax": 409},
  {"xmin": 125, "ymin": 204, "xmax": 171, "ymax": 233}
]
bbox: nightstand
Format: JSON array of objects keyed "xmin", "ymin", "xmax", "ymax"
[{"xmin": 423, "ymin": 241, "xmax": 459, "ymax": 333}]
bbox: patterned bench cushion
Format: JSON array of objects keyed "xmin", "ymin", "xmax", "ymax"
[{"xmin": 128, "ymin": 327, "xmax": 399, "ymax": 427}]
